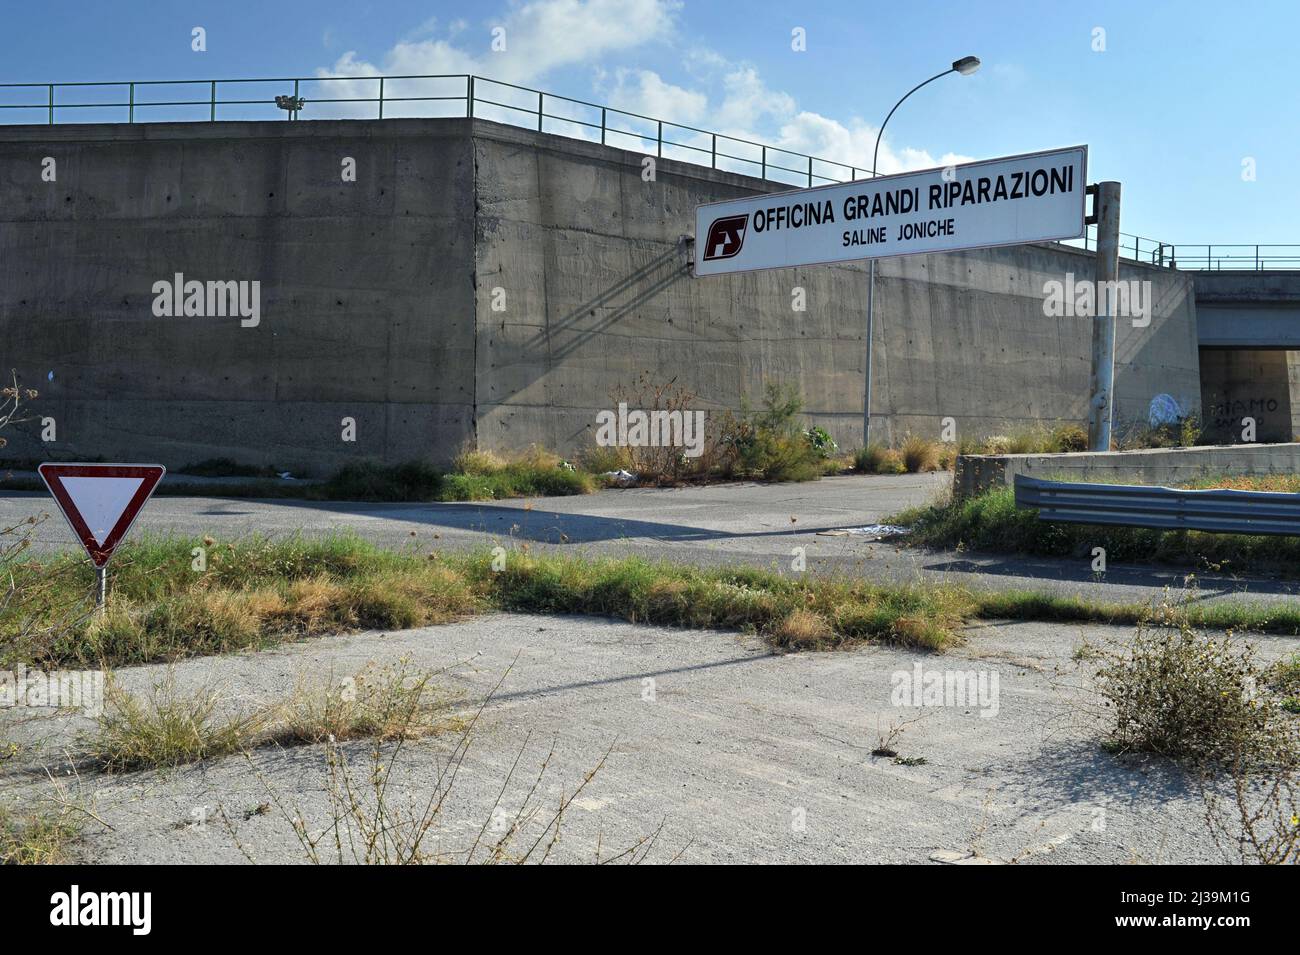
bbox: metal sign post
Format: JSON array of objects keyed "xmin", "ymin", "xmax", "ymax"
[
  {"xmin": 1088, "ymin": 181, "xmax": 1122, "ymax": 451},
  {"xmin": 864, "ymin": 259, "xmax": 877, "ymax": 448}
]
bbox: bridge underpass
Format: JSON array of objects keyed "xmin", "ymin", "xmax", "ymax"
[{"xmin": 1194, "ymin": 271, "xmax": 1300, "ymax": 442}]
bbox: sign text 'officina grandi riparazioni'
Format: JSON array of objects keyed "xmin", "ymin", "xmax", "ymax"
[{"xmin": 693, "ymin": 146, "xmax": 1087, "ymax": 276}]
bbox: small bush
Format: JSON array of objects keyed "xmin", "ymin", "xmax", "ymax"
[
  {"xmin": 803, "ymin": 426, "xmax": 839, "ymax": 460},
  {"xmin": 854, "ymin": 444, "xmax": 887, "ymax": 473},
  {"xmin": 722, "ymin": 383, "xmax": 825, "ymax": 482},
  {"xmin": 1050, "ymin": 423, "xmax": 1089, "ymax": 452},
  {"xmin": 1089, "ymin": 623, "xmax": 1298, "ymax": 768},
  {"xmin": 604, "ymin": 374, "xmax": 714, "ymax": 485}
]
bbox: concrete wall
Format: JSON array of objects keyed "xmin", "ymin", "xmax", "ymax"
[
  {"xmin": 0, "ymin": 119, "xmax": 477, "ymax": 474},
  {"xmin": 1, "ymin": 116, "xmax": 1205, "ymax": 472},
  {"xmin": 955, "ymin": 442, "xmax": 1300, "ymax": 500},
  {"xmin": 471, "ymin": 122, "xmax": 1202, "ymax": 455}
]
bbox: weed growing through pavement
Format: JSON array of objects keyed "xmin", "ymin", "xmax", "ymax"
[{"xmin": 1074, "ymin": 615, "xmax": 1300, "ymax": 864}]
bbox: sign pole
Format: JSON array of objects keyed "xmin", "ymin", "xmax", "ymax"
[
  {"xmin": 96, "ymin": 565, "xmax": 108, "ymax": 613},
  {"xmin": 863, "ymin": 259, "xmax": 876, "ymax": 449},
  {"xmin": 1088, "ymin": 181, "xmax": 1121, "ymax": 451}
]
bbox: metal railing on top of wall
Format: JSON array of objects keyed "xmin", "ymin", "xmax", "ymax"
[
  {"xmin": 0, "ymin": 73, "xmax": 875, "ymax": 186},
  {"xmin": 2, "ymin": 72, "xmax": 1294, "ymax": 271}
]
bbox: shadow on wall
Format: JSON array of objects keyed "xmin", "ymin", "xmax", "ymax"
[
  {"xmin": 1113, "ymin": 268, "xmax": 1201, "ymax": 436},
  {"xmin": 1198, "ymin": 348, "xmax": 1294, "ymax": 443},
  {"xmin": 517, "ymin": 244, "xmax": 689, "ymax": 366}
]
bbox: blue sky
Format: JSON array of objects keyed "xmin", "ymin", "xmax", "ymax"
[{"xmin": 2, "ymin": 0, "xmax": 1294, "ymax": 244}]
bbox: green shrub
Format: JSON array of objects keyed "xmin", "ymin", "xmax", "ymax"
[
  {"xmin": 803, "ymin": 426, "xmax": 839, "ymax": 460},
  {"xmin": 723, "ymin": 383, "xmax": 825, "ymax": 482}
]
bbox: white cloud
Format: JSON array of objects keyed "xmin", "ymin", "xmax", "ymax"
[
  {"xmin": 766, "ymin": 110, "xmax": 974, "ymax": 177},
  {"xmin": 315, "ymin": 0, "xmax": 971, "ymax": 175},
  {"xmin": 602, "ymin": 69, "xmax": 707, "ymax": 124},
  {"xmin": 323, "ymin": 0, "xmax": 681, "ymax": 86},
  {"xmin": 714, "ymin": 66, "xmax": 795, "ymax": 132},
  {"xmin": 599, "ymin": 51, "xmax": 972, "ymax": 177}
]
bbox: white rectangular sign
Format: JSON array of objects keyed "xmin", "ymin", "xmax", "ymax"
[{"xmin": 693, "ymin": 145, "xmax": 1087, "ymax": 276}]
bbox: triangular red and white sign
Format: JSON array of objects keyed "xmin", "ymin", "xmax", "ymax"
[{"xmin": 38, "ymin": 463, "xmax": 166, "ymax": 567}]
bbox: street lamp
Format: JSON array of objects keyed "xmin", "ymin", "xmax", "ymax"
[{"xmin": 862, "ymin": 55, "xmax": 979, "ymax": 449}]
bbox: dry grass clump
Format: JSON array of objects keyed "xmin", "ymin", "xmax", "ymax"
[
  {"xmin": 901, "ymin": 435, "xmax": 942, "ymax": 473},
  {"xmin": 87, "ymin": 661, "xmax": 458, "ymax": 773},
  {"xmin": 0, "ymin": 807, "xmax": 81, "ymax": 864},
  {"xmin": 853, "ymin": 445, "xmax": 907, "ymax": 474},
  {"xmin": 89, "ymin": 674, "xmax": 273, "ymax": 773},
  {"xmin": 451, "ymin": 448, "xmax": 508, "ymax": 476},
  {"xmin": 769, "ymin": 609, "xmax": 835, "ymax": 650},
  {"xmin": 279, "ymin": 660, "xmax": 459, "ymax": 745},
  {"xmin": 579, "ymin": 443, "xmax": 634, "ymax": 475}
]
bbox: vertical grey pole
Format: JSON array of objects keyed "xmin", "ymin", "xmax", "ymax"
[
  {"xmin": 96, "ymin": 565, "xmax": 108, "ymax": 613},
  {"xmin": 1088, "ymin": 181, "xmax": 1122, "ymax": 451},
  {"xmin": 863, "ymin": 259, "xmax": 876, "ymax": 448}
]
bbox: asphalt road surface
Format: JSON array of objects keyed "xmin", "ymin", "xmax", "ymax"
[{"xmin": 4, "ymin": 472, "xmax": 1299, "ymax": 606}]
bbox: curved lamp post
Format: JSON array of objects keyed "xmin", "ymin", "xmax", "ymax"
[{"xmin": 863, "ymin": 56, "xmax": 979, "ymax": 449}]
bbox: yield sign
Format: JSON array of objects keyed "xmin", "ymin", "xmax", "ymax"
[{"xmin": 38, "ymin": 463, "xmax": 166, "ymax": 567}]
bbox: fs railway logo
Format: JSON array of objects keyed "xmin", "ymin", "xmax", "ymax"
[{"xmin": 702, "ymin": 214, "xmax": 748, "ymax": 261}]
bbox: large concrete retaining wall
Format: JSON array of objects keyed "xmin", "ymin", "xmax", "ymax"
[
  {"xmin": 471, "ymin": 122, "xmax": 1202, "ymax": 455},
  {"xmin": 0, "ymin": 119, "xmax": 477, "ymax": 473},
  {"xmin": 1, "ymin": 116, "xmax": 1204, "ymax": 473}
]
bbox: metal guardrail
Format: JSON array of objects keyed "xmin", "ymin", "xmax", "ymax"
[
  {"xmin": 0, "ymin": 73, "xmax": 873, "ymax": 187},
  {"xmin": 1157, "ymin": 244, "xmax": 1300, "ymax": 271},
  {"xmin": 1051, "ymin": 233, "xmax": 1300, "ymax": 271},
  {"xmin": 1013, "ymin": 474, "xmax": 1300, "ymax": 536},
  {"xmin": 2, "ymin": 72, "xmax": 1294, "ymax": 269},
  {"xmin": 1060, "ymin": 230, "xmax": 1167, "ymax": 266}
]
